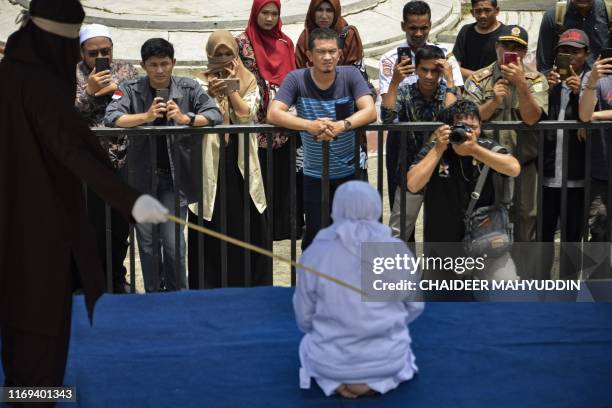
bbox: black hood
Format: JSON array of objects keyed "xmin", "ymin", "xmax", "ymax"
[{"xmin": 2, "ymin": 0, "xmax": 85, "ymax": 96}]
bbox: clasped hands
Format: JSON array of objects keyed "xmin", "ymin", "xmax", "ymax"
[{"xmin": 307, "ymin": 117, "xmax": 347, "ymax": 142}]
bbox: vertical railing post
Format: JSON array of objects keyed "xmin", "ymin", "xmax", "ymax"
[
  {"xmin": 377, "ymin": 129, "xmax": 384, "ymax": 223},
  {"xmin": 399, "ymin": 130, "xmax": 408, "ymax": 242},
  {"xmin": 219, "ymin": 133, "xmax": 228, "ymax": 288},
  {"xmin": 581, "ymin": 128, "xmax": 593, "ymax": 281},
  {"xmin": 172, "ymin": 133, "xmax": 182, "ymax": 290},
  {"xmin": 105, "ymin": 203, "xmax": 113, "ymax": 292},
  {"xmin": 150, "ymin": 132, "xmax": 160, "ymax": 292},
  {"xmin": 321, "ymin": 141, "xmax": 330, "ymax": 228},
  {"xmin": 290, "ymin": 134, "xmax": 297, "ymax": 287},
  {"xmin": 266, "ymin": 133, "xmax": 274, "ymax": 281},
  {"xmin": 243, "ymin": 131, "xmax": 252, "ymax": 287},
  {"xmin": 197, "ymin": 134, "xmax": 205, "ymax": 289},
  {"xmin": 124, "ymin": 131, "xmax": 136, "ymax": 293}
]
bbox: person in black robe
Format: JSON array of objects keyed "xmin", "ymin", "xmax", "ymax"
[{"xmin": 0, "ymin": 0, "xmax": 168, "ymax": 394}]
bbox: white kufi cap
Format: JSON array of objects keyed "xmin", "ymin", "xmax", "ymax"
[{"xmin": 79, "ymin": 24, "xmax": 112, "ymax": 45}]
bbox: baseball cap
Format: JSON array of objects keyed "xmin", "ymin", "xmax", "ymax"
[{"xmin": 557, "ymin": 29, "xmax": 589, "ymax": 49}]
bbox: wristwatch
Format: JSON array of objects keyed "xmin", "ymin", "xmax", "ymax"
[
  {"xmin": 446, "ymin": 86, "xmax": 458, "ymax": 96},
  {"xmin": 343, "ymin": 119, "xmax": 352, "ymax": 132},
  {"xmin": 186, "ymin": 112, "xmax": 197, "ymax": 126}
]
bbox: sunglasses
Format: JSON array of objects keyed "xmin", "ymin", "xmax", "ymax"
[{"xmin": 85, "ymin": 47, "xmax": 112, "ymax": 58}]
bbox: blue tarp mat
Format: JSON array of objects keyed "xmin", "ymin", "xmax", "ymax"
[{"xmin": 2, "ymin": 287, "xmax": 611, "ymax": 407}]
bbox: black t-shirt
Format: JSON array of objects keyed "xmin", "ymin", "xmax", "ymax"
[
  {"xmin": 150, "ymin": 87, "xmax": 171, "ymax": 171},
  {"xmin": 412, "ymin": 138, "xmax": 509, "ymax": 242},
  {"xmin": 453, "ymin": 23, "xmax": 505, "ymax": 72}
]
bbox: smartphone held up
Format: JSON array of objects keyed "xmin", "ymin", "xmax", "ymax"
[
  {"xmin": 397, "ymin": 47, "xmax": 412, "ymax": 65},
  {"xmin": 556, "ymin": 53, "xmax": 571, "ymax": 81},
  {"xmin": 221, "ymin": 78, "xmax": 240, "ymax": 93},
  {"xmin": 95, "ymin": 57, "xmax": 110, "ymax": 73},
  {"xmin": 601, "ymin": 48, "xmax": 612, "ymax": 60},
  {"xmin": 503, "ymin": 52, "xmax": 519, "ymax": 66},
  {"xmin": 155, "ymin": 88, "xmax": 170, "ymax": 103}
]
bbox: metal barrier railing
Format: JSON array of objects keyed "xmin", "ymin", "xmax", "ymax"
[{"xmin": 91, "ymin": 120, "xmax": 612, "ymax": 292}]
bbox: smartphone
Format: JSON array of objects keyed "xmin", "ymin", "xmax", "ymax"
[
  {"xmin": 601, "ymin": 48, "xmax": 612, "ymax": 59},
  {"xmin": 503, "ymin": 52, "xmax": 519, "ymax": 66},
  {"xmin": 95, "ymin": 57, "xmax": 110, "ymax": 73},
  {"xmin": 155, "ymin": 88, "xmax": 170, "ymax": 102},
  {"xmin": 397, "ymin": 47, "xmax": 412, "ymax": 65},
  {"xmin": 556, "ymin": 53, "xmax": 571, "ymax": 80},
  {"xmin": 221, "ymin": 78, "xmax": 240, "ymax": 93}
]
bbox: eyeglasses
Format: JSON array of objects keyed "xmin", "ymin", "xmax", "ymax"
[{"xmin": 85, "ymin": 47, "xmax": 112, "ymax": 58}]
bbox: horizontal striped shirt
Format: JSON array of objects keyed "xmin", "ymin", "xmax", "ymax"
[{"xmin": 275, "ymin": 67, "xmax": 371, "ymax": 179}]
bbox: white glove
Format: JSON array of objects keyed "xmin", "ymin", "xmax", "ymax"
[{"xmin": 131, "ymin": 194, "xmax": 169, "ymax": 224}]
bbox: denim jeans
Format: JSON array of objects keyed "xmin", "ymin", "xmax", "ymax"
[{"xmin": 135, "ymin": 172, "xmax": 187, "ymax": 292}]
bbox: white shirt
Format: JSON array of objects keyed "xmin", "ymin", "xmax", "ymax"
[
  {"xmin": 378, "ymin": 41, "xmax": 464, "ymax": 95},
  {"xmin": 293, "ymin": 235, "xmax": 424, "ymax": 396},
  {"xmin": 543, "ymin": 76, "xmax": 586, "ymax": 188}
]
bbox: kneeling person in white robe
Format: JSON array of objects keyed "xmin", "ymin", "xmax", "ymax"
[{"xmin": 293, "ymin": 181, "xmax": 424, "ymax": 398}]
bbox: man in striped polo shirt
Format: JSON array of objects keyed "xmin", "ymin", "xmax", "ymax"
[{"xmin": 268, "ymin": 28, "xmax": 377, "ymax": 249}]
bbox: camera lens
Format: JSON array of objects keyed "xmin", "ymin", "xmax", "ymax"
[{"xmin": 450, "ymin": 124, "xmax": 469, "ymax": 145}]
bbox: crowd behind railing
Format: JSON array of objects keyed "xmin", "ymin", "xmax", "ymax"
[
  {"xmin": 5, "ymin": 0, "xmax": 612, "ymax": 292},
  {"xmin": 9, "ymin": 0, "xmax": 612, "ymax": 395}
]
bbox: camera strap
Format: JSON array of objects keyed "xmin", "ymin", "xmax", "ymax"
[
  {"xmin": 466, "ymin": 165, "xmax": 490, "ymax": 217},
  {"xmin": 465, "ymin": 145, "xmax": 505, "ymax": 217}
]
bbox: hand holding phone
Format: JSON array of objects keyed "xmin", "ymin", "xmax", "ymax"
[
  {"xmin": 221, "ymin": 78, "xmax": 240, "ymax": 94},
  {"xmin": 391, "ymin": 47, "xmax": 414, "ymax": 84},
  {"xmin": 95, "ymin": 57, "xmax": 110, "ymax": 73},
  {"xmin": 590, "ymin": 52, "xmax": 612, "ymax": 82},
  {"xmin": 601, "ymin": 48, "xmax": 612, "ymax": 60},
  {"xmin": 503, "ymin": 52, "xmax": 519, "ymax": 66},
  {"xmin": 155, "ymin": 88, "xmax": 170, "ymax": 103},
  {"xmin": 500, "ymin": 53, "xmax": 525, "ymax": 85},
  {"xmin": 148, "ymin": 91, "xmax": 168, "ymax": 121},
  {"xmin": 397, "ymin": 47, "xmax": 412, "ymax": 65},
  {"xmin": 556, "ymin": 53, "xmax": 571, "ymax": 81},
  {"xmin": 86, "ymin": 58, "xmax": 112, "ymax": 96}
]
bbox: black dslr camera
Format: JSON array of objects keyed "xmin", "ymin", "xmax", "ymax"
[{"xmin": 449, "ymin": 123, "xmax": 471, "ymax": 145}]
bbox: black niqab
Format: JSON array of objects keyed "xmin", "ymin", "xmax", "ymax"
[{"xmin": 2, "ymin": 0, "xmax": 85, "ymax": 97}]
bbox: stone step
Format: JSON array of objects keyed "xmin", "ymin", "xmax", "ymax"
[
  {"xmin": 1, "ymin": 0, "xmax": 459, "ymax": 68},
  {"xmin": 437, "ymin": 11, "xmax": 544, "ymax": 50},
  {"xmin": 11, "ymin": 0, "xmax": 384, "ymax": 30}
]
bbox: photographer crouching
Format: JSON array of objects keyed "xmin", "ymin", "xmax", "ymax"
[{"xmin": 407, "ymin": 100, "xmax": 521, "ymax": 283}]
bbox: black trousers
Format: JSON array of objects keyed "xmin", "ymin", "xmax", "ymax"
[
  {"xmin": 301, "ymin": 174, "xmax": 356, "ymax": 250},
  {"xmin": 86, "ymin": 171, "xmax": 130, "ymax": 292},
  {"xmin": 540, "ymin": 186, "xmax": 584, "ymax": 279},
  {"xmin": 1, "ymin": 295, "xmax": 72, "ymax": 407}
]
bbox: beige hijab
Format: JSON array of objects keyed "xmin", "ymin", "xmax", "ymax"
[
  {"xmin": 204, "ymin": 30, "xmax": 259, "ymax": 127},
  {"xmin": 192, "ymin": 30, "xmax": 266, "ymax": 221}
]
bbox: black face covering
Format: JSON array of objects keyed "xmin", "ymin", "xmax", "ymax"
[
  {"xmin": 2, "ymin": 0, "xmax": 85, "ymax": 97},
  {"xmin": 5, "ymin": 23, "xmax": 80, "ymax": 92}
]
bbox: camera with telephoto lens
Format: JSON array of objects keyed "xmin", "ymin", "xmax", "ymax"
[{"xmin": 449, "ymin": 123, "xmax": 471, "ymax": 145}]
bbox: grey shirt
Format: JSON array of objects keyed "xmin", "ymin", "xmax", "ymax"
[
  {"xmin": 537, "ymin": 0, "xmax": 610, "ymax": 73},
  {"xmin": 104, "ymin": 75, "xmax": 223, "ymax": 203}
]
